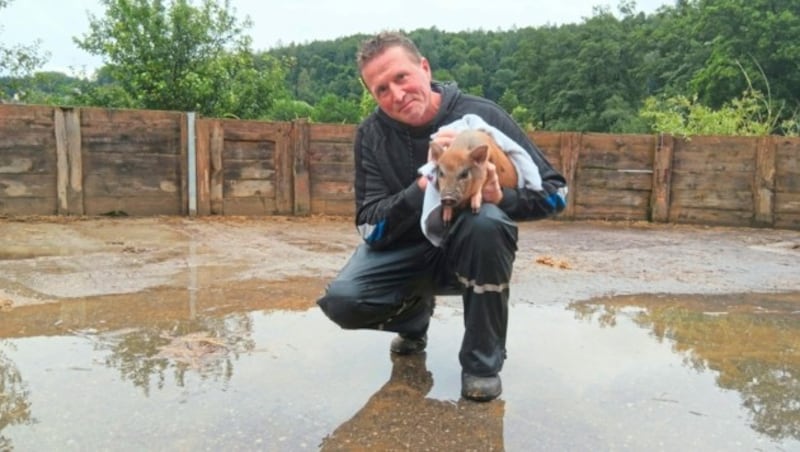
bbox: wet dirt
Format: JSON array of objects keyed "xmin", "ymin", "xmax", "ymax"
[{"xmin": 0, "ymin": 216, "xmax": 799, "ymax": 450}]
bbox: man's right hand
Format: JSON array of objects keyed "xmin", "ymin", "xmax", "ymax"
[{"xmin": 417, "ymin": 175, "xmax": 429, "ymax": 190}]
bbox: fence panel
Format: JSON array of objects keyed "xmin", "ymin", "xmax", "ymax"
[{"xmin": 2, "ymin": 104, "xmax": 799, "ymax": 231}]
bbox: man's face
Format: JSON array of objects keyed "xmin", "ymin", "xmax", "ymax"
[{"xmin": 360, "ymin": 46, "xmax": 439, "ymax": 127}]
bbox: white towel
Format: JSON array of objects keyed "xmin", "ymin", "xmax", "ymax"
[{"xmin": 419, "ymin": 114, "xmax": 543, "ymax": 246}]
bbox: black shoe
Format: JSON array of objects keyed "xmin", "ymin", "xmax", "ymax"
[
  {"xmin": 461, "ymin": 372, "xmax": 502, "ymax": 402},
  {"xmin": 390, "ymin": 333, "xmax": 427, "ymax": 355}
]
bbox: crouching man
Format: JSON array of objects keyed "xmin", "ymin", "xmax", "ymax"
[{"xmin": 317, "ymin": 31, "xmax": 567, "ymax": 402}]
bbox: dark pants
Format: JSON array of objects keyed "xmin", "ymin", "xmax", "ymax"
[{"xmin": 317, "ymin": 204, "xmax": 518, "ymax": 377}]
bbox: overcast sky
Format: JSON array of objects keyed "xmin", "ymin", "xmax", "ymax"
[{"xmin": 2, "ymin": 0, "xmax": 672, "ymax": 75}]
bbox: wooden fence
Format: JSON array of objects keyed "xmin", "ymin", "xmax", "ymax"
[{"xmin": 1, "ymin": 104, "xmax": 799, "ymax": 230}]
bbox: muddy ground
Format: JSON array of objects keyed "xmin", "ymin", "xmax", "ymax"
[
  {"xmin": 1, "ymin": 215, "xmax": 798, "ymax": 310},
  {"xmin": 2, "ymin": 215, "xmax": 800, "ymax": 451}
]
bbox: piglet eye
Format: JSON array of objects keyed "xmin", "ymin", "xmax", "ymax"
[{"xmin": 458, "ymin": 169, "xmax": 470, "ymax": 179}]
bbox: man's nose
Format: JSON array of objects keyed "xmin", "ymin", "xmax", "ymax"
[{"xmin": 390, "ymin": 84, "xmax": 404, "ymax": 101}]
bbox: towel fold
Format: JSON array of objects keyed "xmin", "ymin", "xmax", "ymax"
[{"xmin": 419, "ymin": 114, "xmax": 543, "ymax": 246}]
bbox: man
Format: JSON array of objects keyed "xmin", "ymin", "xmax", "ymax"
[{"xmin": 317, "ymin": 31, "xmax": 567, "ymax": 402}]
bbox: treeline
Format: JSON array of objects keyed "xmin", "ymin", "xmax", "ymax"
[{"xmin": 2, "ymin": 0, "xmax": 799, "ymax": 135}]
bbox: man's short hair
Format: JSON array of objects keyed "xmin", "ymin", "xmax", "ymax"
[{"xmin": 356, "ymin": 31, "xmax": 423, "ymax": 71}]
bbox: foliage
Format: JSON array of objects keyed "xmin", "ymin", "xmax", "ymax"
[
  {"xmin": 310, "ymin": 93, "xmax": 361, "ymax": 124},
  {"xmin": 6, "ymin": 0, "xmax": 800, "ymax": 131},
  {"xmin": 265, "ymin": 98, "xmax": 314, "ymax": 121},
  {"xmin": 73, "ymin": 0, "xmax": 288, "ymax": 118},
  {"xmin": 641, "ymin": 60, "xmax": 799, "ymax": 136},
  {"xmin": 0, "ymin": 0, "xmax": 48, "ymax": 100}
]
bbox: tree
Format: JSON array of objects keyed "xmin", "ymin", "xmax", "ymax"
[
  {"xmin": 0, "ymin": 0, "xmax": 48, "ymax": 100},
  {"xmin": 639, "ymin": 88, "xmax": 793, "ymax": 136},
  {"xmin": 310, "ymin": 93, "xmax": 361, "ymax": 124},
  {"xmin": 75, "ymin": 0, "xmax": 288, "ymax": 118}
]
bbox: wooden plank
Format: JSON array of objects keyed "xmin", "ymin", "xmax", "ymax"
[
  {"xmin": 575, "ymin": 187, "xmax": 650, "ymax": 208},
  {"xmin": 195, "ymin": 119, "xmax": 211, "ymax": 216},
  {"xmin": 179, "ymin": 112, "xmax": 188, "ymax": 216},
  {"xmin": 775, "ymin": 137, "xmax": 800, "ymax": 172},
  {"xmin": 528, "ymin": 132, "xmax": 562, "ymax": 172},
  {"xmin": 311, "ymin": 180, "xmax": 354, "ymax": 200},
  {"xmin": 776, "ymin": 169, "xmax": 800, "ymax": 192},
  {"xmin": 579, "ymin": 133, "xmax": 654, "ymax": 170},
  {"xmin": 210, "ymin": 121, "xmax": 224, "ymax": 215},
  {"xmin": 559, "ymin": 132, "xmax": 580, "ymax": 219},
  {"xmin": 671, "ymin": 171, "xmax": 752, "ymax": 192},
  {"xmin": 274, "ymin": 123, "xmax": 293, "ymax": 214},
  {"xmin": 54, "ymin": 109, "xmax": 69, "ymax": 214},
  {"xmin": 753, "ymin": 136, "xmax": 776, "ymax": 226},
  {"xmin": 577, "ymin": 168, "xmax": 652, "ymax": 191},
  {"xmin": 0, "ymin": 134, "xmax": 55, "ymax": 149},
  {"xmin": 223, "ymin": 179, "xmax": 274, "ymax": 198},
  {"xmin": 0, "ymin": 150, "xmax": 50, "ymax": 174},
  {"xmin": 84, "ymin": 196, "xmax": 180, "ymax": 216},
  {"xmin": 670, "ymin": 206, "xmax": 754, "ymax": 227},
  {"xmin": 66, "ymin": 109, "xmax": 83, "ymax": 215},
  {"xmin": 775, "ymin": 192, "xmax": 800, "ymax": 212},
  {"xmin": 223, "ymin": 140, "xmax": 274, "ymax": 162},
  {"xmin": 292, "ymin": 119, "xmax": 311, "ymax": 215},
  {"xmin": 573, "ymin": 203, "xmax": 648, "ymax": 221},
  {"xmin": 221, "ymin": 197, "xmax": 278, "ymax": 216},
  {"xmin": 308, "ymin": 142, "xmax": 354, "ymax": 164},
  {"xmin": 310, "ymin": 162, "xmax": 357, "ymax": 183},
  {"xmin": 0, "ymin": 104, "xmax": 54, "ymax": 124},
  {"xmin": 310, "ymin": 198, "xmax": 354, "ymax": 216},
  {"xmin": 81, "ymin": 129, "xmax": 181, "ymax": 155},
  {"xmin": 672, "ymin": 137, "xmax": 757, "ymax": 172},
  {"xmin": 651, "ymin": 133, "xmax": 674, "ymax": 223},
  {"xmin": 222, "ymin": 162, "xmax": 275, "ymax": 180},
  {"xmin": 0, "ymin": 174, "xmax": 56, "ymax": 197},
  {"xmin": 221, "ymin": 120, "xmax": 287, "ymax": 142},
  {"xmin": 83, "ymin": 153, "xmax": 180, "ymax": 195},
  {"xmin": 670, "ymin": 189, "xmax": 754, "ymax": 211},
  {"xmin": 80, "ymin": 107, "xmax": 181, "ymax": 127},
  {"xmin": 774, "ymin": 211, "xmax": 800, "ymax": 230},
  {"xmin": 529, "ymin": 132, "xmax": 561, "ymax": 154},
  {"xmin": 309, "ymin": 123, "xmax": 357, "ymax": 141},
  {"xmin": 0, "ymin": 196, "xmax": 56, "ymax": 215}
]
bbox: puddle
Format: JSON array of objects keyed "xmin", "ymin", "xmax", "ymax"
[{"xmin": 1, "ymin": 290, "xmax": 798, "ymax": 450}]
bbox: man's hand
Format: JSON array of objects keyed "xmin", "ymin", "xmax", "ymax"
[
  {"xmin": 481, "ymin": 162, "xmax": 504, "ymax": 204},
  {"xmin": 428, "ymin": 128, "xmax": 458, "ymax": 161}
]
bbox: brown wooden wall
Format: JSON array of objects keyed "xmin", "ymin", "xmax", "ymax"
[{"xmin": 1, "ymin": 104, "xmax": 799, "ymax": 230}]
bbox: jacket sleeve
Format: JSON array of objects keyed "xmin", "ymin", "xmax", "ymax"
[
  {"xmin": 353, "ymin": 126, "xmax": 425, "ymax": 250},
  {"xmin": 485, "ymin": 109, "xmax": 568, "ymax": 220}
]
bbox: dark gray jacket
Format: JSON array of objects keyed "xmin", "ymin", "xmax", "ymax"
[{"xmin": 354, "ymin": 82, "xmax": 567, "ymax": 250}]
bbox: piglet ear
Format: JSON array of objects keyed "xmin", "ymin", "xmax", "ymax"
[
  {"xmin": 470, "ymin": 144, "xmax": 488, "ymax": 164},
  {"xmin": 429, "ymin": 141, "xmax": 446, "ymax": 161}
]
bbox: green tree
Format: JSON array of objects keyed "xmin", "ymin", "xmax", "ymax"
[
  {"xmin": 639, "ymin": 88, "xmax": 793, "ymax": 136},
  {"xmin": 310, "ymin": 93, "xmax": 361, "ymax": 124},
  {"xmin": 265, "ymin": 98, "xmax": 314, "ymax": 121},
  {"xmin": 690, "ymin": 0, "xmax": 800, "ymax": 111},
  {"xmin": 75, "ymin": 0, "xmax": 288, "ymax": 118},
  {"xmin": 0, "ymin": 0, "xmax": 48, "ymax": 100}
]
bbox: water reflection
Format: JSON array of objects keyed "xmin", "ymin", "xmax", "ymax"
[
  {"xmin": 96, "ymin": 315, "xmax": 255, "ymax": 395},
  {"xmin": 2, "ymin": 291, "xmax": 799, "ymax": 450},
  {"xmin": 320, "ymin": 353, "xmax": 504, "ymax": 451},
  {"xmin": 569, "ymin": 293, "xmax": 800, "ymax": 442},
  {"xmin": 0, "ymin": 341, "xmax": 33, "ymax": 450}
]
